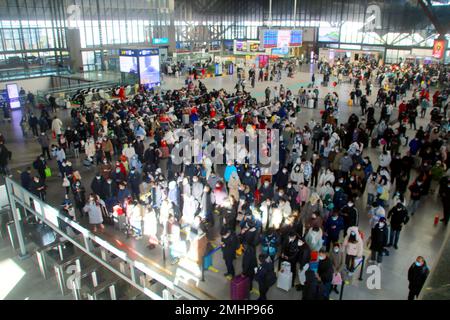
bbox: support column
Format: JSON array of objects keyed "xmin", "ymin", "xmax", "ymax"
[
  {"xmin": 168, "ymin": 0, "xmax": 176, "ymax": 56},
  {"xmin": 66, "ymin": 28, "xmax": 83, "ymax": 73}
]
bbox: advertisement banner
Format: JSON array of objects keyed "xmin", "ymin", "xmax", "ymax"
[{"xmin": 432, "ymin": 39, "xmax": 447, "ymax": 59}]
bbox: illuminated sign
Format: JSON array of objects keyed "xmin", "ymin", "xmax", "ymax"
[
  {"xmin": 6, "ymin": 83, "xmax": 21, "ymax": 109},
  {"xmin": 120, "ymin": 49, "xmax": 159, "ymax": 57},
  {"xmin": 432, "ymin": 39, "xmax": 447, "ymax": 59},
  {"xmin": 152, "ymin": 37, "xmax": 169, "ymax": 45},
  {"xmin": 260, "ymin": 29, "xmax": 303, "ymax": 48}
]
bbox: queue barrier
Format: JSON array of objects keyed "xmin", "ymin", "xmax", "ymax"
[
  {"xmin": 339, "ymin": 255, "xmax": 366, "ymax": 300},
  {"xmin": 201, "ymin": 245, "xmax": 222, "ymax": 281}
]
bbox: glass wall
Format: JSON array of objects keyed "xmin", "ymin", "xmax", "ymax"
[{"xmin": 0, "ymin": 0, "xmax": 448, "ymax": 71}]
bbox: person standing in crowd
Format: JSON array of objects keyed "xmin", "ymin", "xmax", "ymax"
[
  {"xmin": 387, "ymin": 201, "xmax": 409, "ymax": 249},
  {"xmin": 317, "ymin": 248, "xmax": 334, "ymax": 299},
  {"xmin": 0, "ymin": 140, "xmax": 12, "ymax": 177},
  {"xmin": 221, "ymin": 227, "xmax": 239, "ymax": 278},
  {"xmin": 407, "ymin": 256, "xmax": 429, "ymax": 300},
  {"xmin": 369, "ymin": 217, "xmax": 389, "ymax": 264},
  {"xmin": 83, "ymin": 194, "xmax": 105, "ymax": 232},
  {"xmin": 37, "ymin": 132, "xmax": 52, "ymax": 160},
  {"xmin": 254, "ymin": 253, "xmax": 276, "ymax": 300}
]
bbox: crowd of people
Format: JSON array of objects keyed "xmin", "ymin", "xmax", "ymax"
[{"xmin": 1, "ymin": 56, "xmax": 449, "ymax": 301}]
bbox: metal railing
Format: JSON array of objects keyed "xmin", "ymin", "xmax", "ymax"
[{"xmin": 4, "ymin": 177, "xmax": 207, "ymax": 300}]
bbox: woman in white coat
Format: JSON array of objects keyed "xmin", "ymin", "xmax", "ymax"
[
  {"xmin": 83, "ymin": 194, "xmax": 105, "ymax": 232},
  {"xmin": 342, "ymin": 226, "xmax": 364, "ymax": 275},
  {"xmin": 51, "ymin": 116, "xmax": 63, "ymax": 136},
  {"xmin": 84, "ymin": 137, "xmax": 96, "ymax": 161}
]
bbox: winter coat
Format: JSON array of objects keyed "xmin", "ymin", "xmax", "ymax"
[
  {"xmin": 342, "ymin": 226, "xmax": 364, "ymax": 257},
  {"xmin": 388, "ymin": 205, "xmax": 409, "ymax": 231},
  {"xmin": 305, "ymin": 228, "xmax": 324, "ymax": 252},
  {"xmin": 408, "ymin": 263, "xmax": 429, "ymax": 294},
  {"xmin": 83, "ymin": 200, "xmax": 105, "ymax": 225},
  {"xmin": 324, "ymin": 216, "xmax": 345, "ymax": 241},
  {"xmin": 329, "ymin": 249, "xmax": 345, "ymax": 273},
  {"xmin": 370, "ymin": 223, "xmax": 388, "ymax": 251}
]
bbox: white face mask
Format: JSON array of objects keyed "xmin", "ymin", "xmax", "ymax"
[
  {"xmin": 379, "ymin": 223, "xmax": 385, "ymax": 228},
  {"xmin": 334, "ymin": 248, "xmax": 339, "ymax": 253}
]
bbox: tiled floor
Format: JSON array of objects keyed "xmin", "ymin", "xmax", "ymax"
[{"xmin": 0, "ymin": 63, "xmax": 447, "ymax": 300}]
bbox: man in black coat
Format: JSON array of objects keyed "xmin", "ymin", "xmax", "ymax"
[
  {"xmin": 279, "ymin": 231, "xmax": 299, "ymax": 287},
  {"xmin": 387, "ymin": 201, "xmax": 409, "ymax": 249},
  {"xmin": 254, "ymin": 254, "xmax": 276, "ymax": 300},
  {"xmin": 240, "ymin": 219, "xmax": 259, "ymax": 292},
  {"xmin": 30, "ymin": 176, "xmax": 46, "ymax": 201},
  {"xmin": 220, "ymin": 228, "xmax": 239, "ymax": 278},
  {"xmin": 302, "ymin": 269, "xmax": 324, "ymax": 300},
  {"xmin": 90, "ymin": 173, "xmax": 104, "ymax": 198},
  {"xmin": 317, "ymin": 248, "xmax": 334, "ymax": 299},
  {"xmin": 370, "ymin": 217, "xmax": 389, "ymax": 263},
  {"xmin": 20, "ymin": 167, "xmax": 32, "ymax": 191},
  {"xmin": 33, "ymin": 155, "xmax": 47, "ymax": 182},
  {"xmin": 127, "ymin": 167, "xmax": 142, "ymax": 200},
  {"xmin": 407, "ymin": 256, "xmax": 429, "ymax": 300}
]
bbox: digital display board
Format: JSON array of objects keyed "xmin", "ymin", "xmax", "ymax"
[
  {"xmin": 139, "ymin": 55, "xmax": 160, "ymax": 86},
  {"xmin": 6, "ymin": 83, "xmax": 21, "ymax": 109},
  {"xmin": 260, "ymin": 29, "xmax": 303, "ymax": 48},
  {"xmin": 318, "ymin": 27, "xmax": 340, "ymax": 42},
  {"xmin": 234, "ymin": 40, "xmax": 247, "ymax": 52},
  {"xmin": 432, "ymin": 39, "xmax": 447, "ymax": 59},
  {"xmin": 119, "ymin": 56, "xmax": 138, "ymax": 73}
]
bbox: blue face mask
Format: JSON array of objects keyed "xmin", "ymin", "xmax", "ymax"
[{"xmin": 415, "ymin": 261, "xmax": 422, "ymax": 267}]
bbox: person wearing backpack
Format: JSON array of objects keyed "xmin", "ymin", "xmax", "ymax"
[
  {"xmin": 254, "ymin": 254, "xmax": 276, "ymax": 300},
  {"xmin": 261, "ymin": 228, "xmax": 279, "ymax": 262}
]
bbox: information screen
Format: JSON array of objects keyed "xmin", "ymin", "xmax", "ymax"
[
  {"xmin": 119, "ymin": 56, "xmax": 138, "ymax": 73},
  {"xmin": 318, "ymin": 27, "xmax": 340, "ymax": 42},
  {"xmin": 261, "ymin": 29, "xmax": 303, "ymax": 48},
  {"xmin": 262, "ymin": 29, "xmax": 278, "ymax": 48},
  {"xmin": 6, "ymin": 83, "xmax": 21, "ymax": 109},
  {"xmin": 139, "ymin": 55, "xmax": 160, "ymax": 86}
]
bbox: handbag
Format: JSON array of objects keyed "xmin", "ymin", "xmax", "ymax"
[
  {"xmin": 44, "ymin": 167, "xmax": 52, "ymax": 178},
  {"xmin": 62, "ymin": 177, "xmax": 70, "ymax": 187},
  {"xmin": 332, "ymin": 272, "xmax": 342, "ymax": 285}
]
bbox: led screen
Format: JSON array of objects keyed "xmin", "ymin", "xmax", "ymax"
[
  {"xmin": 139, "ymin": 55, "xmax": 160, "ymax": 86},
  {"xmin": 119, "ymin": 56, "xmax": 138, "ymax": 73},
  {"xmin": 318, "ymin": 27, "xmax": 340, "ymax": 42},
  {"xmin": 6, "ymin": 83, "xmax": 21, "ymax": 109},
  {"xmin": 6, "ymin": 83, "xmax": 19, "ymax": 99},
  {"xmin": 261, "ymin": 29, "xmax": 303, "ymax": 48}
]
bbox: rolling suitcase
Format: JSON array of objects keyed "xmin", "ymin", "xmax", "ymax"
[{"xmin": 230, "ymin": 275, "xmax": 249, "ymax": 300}]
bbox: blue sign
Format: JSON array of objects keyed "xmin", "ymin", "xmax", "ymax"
[
  {"xmin": 272, "ymin": 47, "xmax": 289, "ymax": 55},
  {"xmin": 152, "ymin": 38, "xmax": 169, "ymax": 45}
]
